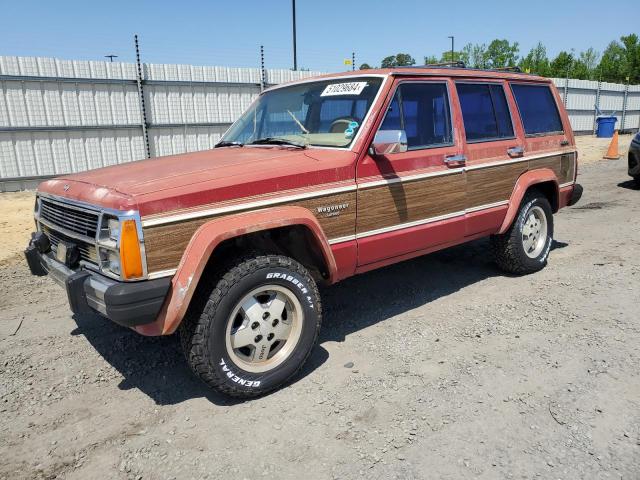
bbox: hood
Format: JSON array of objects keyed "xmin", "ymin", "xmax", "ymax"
[
  {"xmin": 54, "ymin": 147, "xmax": 315, "ymax": 196},
  {"xmin": 38, "ymin": 146, "xmax": 357, "ymax": 216}
]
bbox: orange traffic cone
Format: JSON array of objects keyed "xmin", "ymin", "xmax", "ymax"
[{"xmin": 603, "ymin": 130, "xmax": 621, "ymax": 160}]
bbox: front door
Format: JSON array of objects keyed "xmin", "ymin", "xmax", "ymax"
[{"xmin": 355, "ymin": 79, "xmax": 466, "ymax": 267}]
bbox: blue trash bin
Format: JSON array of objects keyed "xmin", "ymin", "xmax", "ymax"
[{"xmin": 596, "ymin": 116, "xmax": 617, "ymax": 138}]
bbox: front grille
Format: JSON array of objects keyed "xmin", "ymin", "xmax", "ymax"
[
  {"xmin": 39, "ymin": 198, "xmax": 100, "ymax": 239},
  {"xmin": 41, "ymin": 224, "xmax": 99, "ymax": 265}
]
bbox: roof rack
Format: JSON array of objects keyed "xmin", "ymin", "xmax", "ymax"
[
  {"xmin": 489, "ymin": 66, "xmax": 522, "ymax": 73},
  {"xmin": 422, "ymin": 61, "xmax": 467, "ymax": 68}
]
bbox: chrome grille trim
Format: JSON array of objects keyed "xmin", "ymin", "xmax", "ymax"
[
  {"xmin": 39, "ymin": 197, "xmax": 100, "ymax": 238},
  {"xmin": 34, "ymin": 192, "xmax": 150, "ymax": 281}
]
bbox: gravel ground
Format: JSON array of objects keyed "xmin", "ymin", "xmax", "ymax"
[{"xmin": 1, "ymin": 146, "xmax": 639, "ymax": 479}]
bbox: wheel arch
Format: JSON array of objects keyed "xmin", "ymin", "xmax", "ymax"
[
  {"xmin": 498, "ymin": 168, "xmax": 559, "ymax": 234},
  {"xmin": 135, "ymin": 206, "xmax": 337, "ymax": 336}
]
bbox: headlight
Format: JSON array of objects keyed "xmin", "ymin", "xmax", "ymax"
[
  {"xmin": 100, "ymin": 249, "xmax": 121, "ymax": 276},
  {"xmin": 107, "ymin": 218, "xmax": 120, "ymax": 241},
  {"xmin": 98, "ymin": 216, "xmax": 144, "ymax": 280}
]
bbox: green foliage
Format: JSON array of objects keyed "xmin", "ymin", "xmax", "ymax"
[
  {"xmin": 440, "ymin": 51, "xmax": 466, "ymax": 63},
  {"xmin": 599, "ymin": 34, "xmax": 640, "ymax": 83},
  {"xmin": 519, "ymin": 42, "xmax": 550, "ymax": 76},
  {"xmin": 359, "ymin": 63, "xmax": 373, "ymax": 70},
  {"xmin": 462, "ymin": 43, "xmax": 488, "ymax": 68},
  {"xmin": 381, "ymin": 53, "xmax": 416, "ymax": 68},
  {"xmin": 549, "ymin": 51, "xmax": 575, "ymax": 77},
  {"xmin": 384, "ymin": 34, "xmax": 639, "ymax": 84},
  {"xmin": 485, "ymin": 39, "xmax": 519, "ymax": 68},
  {"xmin": 571, "ymin": 48, "xmax": 600, "ymax": 80}
]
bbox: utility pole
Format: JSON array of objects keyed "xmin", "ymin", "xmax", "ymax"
[
  {"xmin": 134, "ymin": 35, "xmax": 151, "ymax": 159},
  {"xmin": 448, "ymin": 36, "xmax": 454, "ymax": 62},
  {"xmin": 352, "ymin": 52, "xmax": 355, "ymax": 71},
  {"xmin": 292, "ymin": 0, "xmax": 298, "ymax": 70},
  {"xmin": 104, "ymin": 55, "xmax": 118, "ymax": 62},
  {"xmin": 260, "ymin": 45, "xmax": 266, "ymax": 91}
]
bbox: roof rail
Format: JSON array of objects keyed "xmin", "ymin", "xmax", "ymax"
[
  {"xmin": 490, "ymin": 66, "xmax": 522, "ymax": 73},
  {"xmin": 423, "ymin": 61, "xmax": 467, "ymax": 68}
]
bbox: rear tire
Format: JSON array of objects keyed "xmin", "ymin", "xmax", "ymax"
[
  {"xmin": 633, "ymin": 175, "xmax": 640, "ymax": 188},
  {"xmin": 180, "ymin": 255, "xmax": 322, "ymax": 399},
  {"xmin": 491, "ymin": 191, "xmax": 554, "ymax": 275}
]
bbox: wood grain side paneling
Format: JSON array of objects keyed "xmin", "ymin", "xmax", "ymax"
[
  {"xmin": 528, "ymin": 155, "xmax": 562, "ymax": 180},
  {"xmin": 144, "ymin": 191, "xmax": 356, "ymax": 272},
  {"xmin": 356, "ymin": 172, "xmax": 465, "ymax": 234},
  {"xmin": 466, "ymin": 162, "xmax": 528, "ymax": 209}
]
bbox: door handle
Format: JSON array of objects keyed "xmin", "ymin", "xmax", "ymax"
[
  {"xmin": 444, "ymin": 154, "xmax": 466, "ymax": 167},
  {"xmin": 507, "ymin": 146, "xmax": 525, "ymax": 158}
]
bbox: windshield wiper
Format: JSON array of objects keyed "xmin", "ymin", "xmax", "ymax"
[
  {"xmin": 249, "ymin": 137, "xmax": 306, "ymax": 149},
  {"xmin": 214, "ymin": 140, "xmax": 244, "ymax": 148}
]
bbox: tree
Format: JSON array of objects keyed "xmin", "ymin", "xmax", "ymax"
[
  {"xmin": 424, "ymin": 55, "xmax": 439, "ymax": 65},
  {"xmin": 359, "ymin": 63, "xmax": 373, "ymax": 70},
  {"xmin": 519, "ymin": 42, "xmax": 550, "ymax": 76},
  {"xmin": 598, "ymin": 41, "xmax": 626, "ymax": 82},
  {"xmin": 571, "ymin": 48, "xmax": 599, "ymax": 80},
  {"xmin": 440, "ymin": 50, "xmax": 467, "ymax": 64},
  {"xmin": 598, "ymin": 34, "xmax": 640, "ymax": 83},
  {"xmin": 462, "ymin": 43, "xmax": 488, "ymax": 68},
  {"xmin": 620, "ymin": 34, "xmax": 640, "ymax": 83},
  {"xmin": 549, "ymin": 50, "xmax": 575, "ymax": 78},
  {"xmin": 485, "ymin": 39, "xmax": 519, "ymax": 68},
  {"xmin": 381, "ymin": 53, "xmax": 416, "ymax": 68}
]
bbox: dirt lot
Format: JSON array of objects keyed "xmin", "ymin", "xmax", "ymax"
[{"xmin": 1, "ymin": 136, "xmax": 639, "ymax": 479}]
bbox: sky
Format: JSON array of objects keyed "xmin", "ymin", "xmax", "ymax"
[{"xmin": 2, "ymin": 0, "xmax": 637, "ymax": 72}]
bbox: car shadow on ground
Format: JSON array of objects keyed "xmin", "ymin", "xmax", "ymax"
[{"xmin": 69, "ymin": 236, "xmax": 568, "ymax": 406}]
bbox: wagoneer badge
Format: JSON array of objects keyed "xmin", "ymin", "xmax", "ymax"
[{"xmin": 316, "ymin": 203, "xmax": 349, "ymax": 218}]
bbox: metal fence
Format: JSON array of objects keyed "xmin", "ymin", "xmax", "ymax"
[
  {"xmin": 1, "ymin": 55, "xmax": 639, "ymax": 191},
  {"xmin": 0, "ymin": 55, "xmax": 323, "ymax": 191},
  {"xmin": 551, "ymin": 77, "xmax": 640, "ymax": 135}
]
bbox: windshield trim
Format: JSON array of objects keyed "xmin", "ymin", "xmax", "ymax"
[{"xmin": 234, "ymin": 74, "xmax": 391, "ymax": 152}]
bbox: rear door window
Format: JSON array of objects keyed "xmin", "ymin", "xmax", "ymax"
[
  {"xmin": 379, "ymin": 82, "xmax": 452, "ymax": 150},
  {"xmin": 511, "ymin": 84, "xmax": 563, "ymax": 135},
  {"xmin": 456, "ymin": 83, "xmax": 514, "ymax": 142}
]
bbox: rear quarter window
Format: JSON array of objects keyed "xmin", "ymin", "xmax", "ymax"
[{"xmin": 511, "ymin": 84, "xmax": 563, "ymax": 135}]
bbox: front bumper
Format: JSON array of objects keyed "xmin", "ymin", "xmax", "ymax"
[
  {"xmin": 628, "ymin": 139, "xmax": 640, "ymax": 177},
  {"xmin": 25, "ymin": 239, "xmax": 171, "ymax": 328}
]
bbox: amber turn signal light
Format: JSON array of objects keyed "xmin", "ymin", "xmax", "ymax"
[{"xmin": 119, "ymin": 220, "xmax": 143, "ymax": 279}]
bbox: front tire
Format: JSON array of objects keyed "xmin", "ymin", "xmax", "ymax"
[
  {"xmin": 491, "ymin": 191, "xmax": 554, "ymax": 275},
  {"xmin": 180, "ymin": 255, "xmax": 322, "ymax": 398}
]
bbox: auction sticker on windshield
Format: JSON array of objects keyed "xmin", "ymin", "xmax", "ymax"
[{"xmin": 320, "ymin": 82, "xmax": 368, "ymax": 97}]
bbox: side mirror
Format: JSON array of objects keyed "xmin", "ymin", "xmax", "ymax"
[{"xmin": 371, "ymin": 130, "xmax": 408, "ymax": 155}]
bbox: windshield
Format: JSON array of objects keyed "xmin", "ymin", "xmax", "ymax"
[{"xmin": 220, "ymin": 77, "xmax": 383, "ymax": 148}]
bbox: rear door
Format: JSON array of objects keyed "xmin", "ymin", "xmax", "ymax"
[
  {"xmin": 509, "ymin": 82, "xmax": 577, "ymax": 187},
  {"xmin": 454, "ymin": 80, "xmax": 526, "ymax": 236},
  {"xmin": 355, "ymin": 78, "xmax": 466, "ymax": 266}
]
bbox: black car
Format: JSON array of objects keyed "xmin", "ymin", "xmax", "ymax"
[{"xmin": 629, "ymin": 131, "xmax": 640, "ymax": 186}]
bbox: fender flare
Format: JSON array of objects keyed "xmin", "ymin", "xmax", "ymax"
[
  {"xmin": 135, "ymin": 206, "xmax": 336, "ymax": 336},
  {"xmin": 498, "ymin": 168, "xmax": 559, "ymax": 234}
]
